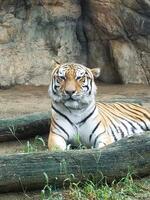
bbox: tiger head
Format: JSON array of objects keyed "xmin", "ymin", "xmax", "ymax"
[{"xmin": 48, "ymin": 63, "xmax": 100, "ymax": 109}]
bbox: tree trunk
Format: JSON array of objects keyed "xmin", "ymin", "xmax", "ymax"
[
  {"xmin": 0, "ymin": 133, "xmax": 149, "ymax": 193},
  {"xmin": 0, "ymin": 112, "xmax": 50, "ymax": 142}
]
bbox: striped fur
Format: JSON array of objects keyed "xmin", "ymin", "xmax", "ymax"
[{"xmin": 48, "ymin": 63, "xmax": 150, "ymax": 150}]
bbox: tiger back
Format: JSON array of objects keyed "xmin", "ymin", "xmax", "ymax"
[{"xmin": 48, "ymin": 63, "xmax": 150, "ymax": 150}]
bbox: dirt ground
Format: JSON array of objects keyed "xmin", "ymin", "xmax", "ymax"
[
  {"xmin": 0, "ymin": 83, "xmax": 150, "ymax": 119},
  {"xmin": 0, "ymin": 83, "xmax": 150, "ymax": 199}
]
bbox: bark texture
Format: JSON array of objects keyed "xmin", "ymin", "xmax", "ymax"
[
  {"xmin": 0, "ymin": 112, "xmax": 50, "ymax": 141},
  {"xmin": 0, "ymin": 133, "xmax": 149, "ymax": 193}
]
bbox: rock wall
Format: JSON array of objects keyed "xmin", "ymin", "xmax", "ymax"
[
  {"xmin": 0, "ymin": 0, "xmax": 150, "ymax": 87},
  {"xmin": 81, "ymin": 0, "xmax": 150, "ymax": 84},
  {"xmin": 0, "ymin": 0, "xmax": 86, "ymax": 86}
]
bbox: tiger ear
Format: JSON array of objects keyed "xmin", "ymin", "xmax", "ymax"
[
  {"xmin": 91, "ymin": 68, "xmax": 101, "ymax": 78},
  {"xmin": 53, "ymin": 59, "xmax": 61, "ymax": 68}
]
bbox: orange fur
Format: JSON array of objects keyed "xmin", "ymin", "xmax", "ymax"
[{"xmin": 48, "ymin": 63, "xmax": 150, "ymax": 151}]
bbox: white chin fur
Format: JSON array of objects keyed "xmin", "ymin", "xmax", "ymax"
[
  {"xmin": 51, "ymin": 93, "xmax": 95, "ymax": 109},
  {"xmin": 49, "ymin": 81, "xmax": 97, "ymax": 108},
  {"xmin": 64, "ymin": 101, "xmax": 80, "ymax": 109}
]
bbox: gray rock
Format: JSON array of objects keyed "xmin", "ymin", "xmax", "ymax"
[
  {"xmin": 0, "ymin": 0, "xmax": 150, "ymax": 87},
  {"xmin": 82, "ymin": 0, "xmax": 150, "ymax": 84},
  {"xmin": 0, "ymin": 0, "xmax": 86, "ymax": 87},
  {"xmin": 110, "ymin": 40, "xmax": 148, "ymax": 84}
]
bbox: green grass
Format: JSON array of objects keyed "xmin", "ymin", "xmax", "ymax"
[
  {"xmin": 23, "ymin": 136, "xmax": 47, "ymax": 153},
  {"xmin": 40, "ymin": 172, "xmax": 63, "ymax": 200},
  {"xmin": 39, "ymin": 172, "xmax": 148, "ymax": 200},
  {"xmin": 67, "ymin": 173, "xmax": 141, "ymax": 200}
]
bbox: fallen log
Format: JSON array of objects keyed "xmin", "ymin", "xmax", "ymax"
[
  {"xmin": 0, "ymin": 112, "xmax": 50, "ymax": 142},
  {"xmin": 0, "ymin": 133, "xmax": 149, "ymax": 193}
]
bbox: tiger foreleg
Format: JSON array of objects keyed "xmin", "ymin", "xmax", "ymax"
[
  {"xmin": 48, "ymin": 132, "xmax": 67, "ymax": 151},
  {"xmin": 94, "ymin": 133, "xmax": 113, "ymax": 149}
]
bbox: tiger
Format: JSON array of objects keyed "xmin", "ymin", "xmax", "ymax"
[{"xmin": 48, "ymin": 62, "xmax": 150, "ymax": 150}]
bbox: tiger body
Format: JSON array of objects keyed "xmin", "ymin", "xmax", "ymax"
[{"xmin": 48, "ymin": 63, "xmax": 150, "ymax": 150}]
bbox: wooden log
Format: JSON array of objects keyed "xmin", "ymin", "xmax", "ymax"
[
  {"xmin": 0, "ymin": 112, "xmax": 50, "ymax": 142},
  {"xmin": 0, "ymin": 133, "xmax": 149, "ymax": 193}
]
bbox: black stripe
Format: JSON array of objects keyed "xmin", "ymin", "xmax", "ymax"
[
  {"xmin": 54, "ymin": 85, "xmax": 59, "ymax": 91},
  {"xmin": 52, "ymin": 79, "xmax": 57, "ymax": 95},
  {"xmin": 117, "ymin": 120, "xmax": 134, "ymax": 136},
  {"xmin": 89, "ymin": 121, "xmax": 101, "ymax": 142},
  {"xmin": 117, "ymin": 104, "xmax": 149, "ymax": 130},
  {"xmin": 127, "ymin": 105, "xmax": 150, "ymax": 125},
  {"xmin": 128, "ymin": 105, "xmax": 150, "ymax": 120},
  {"xmin": 85, "ymin": 71, "xmax": 89, "ymax": 76},
  {"xmin": 102, "ymin": 105, "xmax": 134, "ymax": 135},
  {"xmin": 122, "ymin": 117, "xmax": 146, "ymax": 133},
  {"xmin": 143, "ymin": 113, "xmax": 150, "ymax": 121},
  {"xmin": 83, "ymin": 85, "xmax": 89, "ymax": 91},
  {"xmin": 113, "ymin": 115, "xmax": 136, "ymax": 134},
  {"xmin": 77, "ymin": 106, "xmax": 96, "ymax": 125},
  {"xmin": 53, "ymin": 120, "xmax": 69, "ymax": 139},
  {"xmin": 119, "ymin": 120, "xmax": 130, "ymax": 135},
  {"xmin": 93, "ymin": 133, "xmax": 106, "ymax": 148},
  {"xmin": 102, "ymin": 112, "xmax": 119, "ymax": 141},
  {"xmin": 118, "ymin": 126, "xmax": 125, "ymax": 137},
  {"xmin": 52, "ymin": 105, "xmax": 74, "ymax": 126},
  {"xmin": 135, "ymin": 120, "xmax": 147, "ymax": 131},
  {"xmin": 89, "ymin": 79, "xmax": 92, "ymax": 95},
  {"xmin": 113, "ymin": 105, "xmax": 138, "ymax": 131},
  {"xmin": 109, "ymin": 126, "xmax": 117, "ymax": 142},
  {"xmin": 124, "ymin": 120, "xmax": 137, "ymax": 132}
]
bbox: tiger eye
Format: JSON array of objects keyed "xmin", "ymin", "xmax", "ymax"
[
  {"xmin": 59, "ymin": 76, "xmax": 65, "ymax": 80},
  {"xmin": 76, "ymin": 76, "xmax": 82, "ymax": 80},
  {"xmin": 79, "ymin": 77, "xmax": 85, "ymax": 82},
  {"xmin": 57, "ymin": 76, "xmax": 65, "ymax": 82}
]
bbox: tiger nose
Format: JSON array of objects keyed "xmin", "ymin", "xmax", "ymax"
[{"xmin": 65, "ymin": 89, "xmax": 76, "ymax": 96}]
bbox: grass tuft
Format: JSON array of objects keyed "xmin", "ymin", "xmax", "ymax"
[
  {"xmin": 67, "ymin": 172, "xmax": 144, "ymax": 200},
  {"xmin": 23, "ymin": 136, "xmax": 47, "ymax": 153}
]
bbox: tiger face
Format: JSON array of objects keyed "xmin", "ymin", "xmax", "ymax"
[{"xmin": 48, "ymin": 63, "xmax": 100, "ymax": 109}]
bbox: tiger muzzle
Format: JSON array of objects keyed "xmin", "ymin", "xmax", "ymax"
[{"xmin": 65, "ymin": 90, "xmax": 76, "ymax": 96}]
